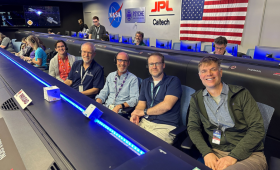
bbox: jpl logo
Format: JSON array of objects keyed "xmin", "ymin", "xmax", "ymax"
[{"xmin": 108, "ymin": 2, "xmax": 123, "ymax": 28}]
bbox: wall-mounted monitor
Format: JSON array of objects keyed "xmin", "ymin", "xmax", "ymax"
[
  {"xmin": 180, "ymin": 41, "xmax": 201, "ymax": 52},
  {"xmin": 109, "ymin": 34, "xmax": 119, "ymax": 43},
  {"xmin": 143, "ymin": 38, "xmax": 150, "ymax": 47},
  {"xmin": 71, "ymin": 31, "xmax": 77, "ymax": 37},
  {"xmin": 0, "ymin": 5, "xmax": 26, "ymax": 27},
  {"xmin": 156, "ymin": 39, "xmax": 172, "ymax": 49},
  {"xmin": 65, "ymin": 30, "xmax": 70, "ymax": 36},
  {"xmin": 23, "ymin": 6, "xmax": 61, "ymax": 27},
  {"xmin": 254, "ymin": 46, "xmax": 280, "ymax": 62},
  {"xmin": 122, "ymin": 36, "xmax": 132, "ymax": 44}
]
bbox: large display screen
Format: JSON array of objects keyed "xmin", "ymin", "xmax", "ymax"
[
  {"xmin": 0, "ymin": 5, "xmax": 26, "ymax": 27},
  {"xmin": 23, "ymin": 6, "xmax": 61, "ymax": 27}
]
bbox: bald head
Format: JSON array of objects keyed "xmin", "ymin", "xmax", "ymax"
[
  {"xmin": 81, "ymin": 42, "xmax": 96, "ymax": 52},
  {"xmin": 116, "ymin": 52, "xmax": 129, "ymax": 61}
]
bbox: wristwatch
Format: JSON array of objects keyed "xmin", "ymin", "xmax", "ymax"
[
  {"xmin": 121, "ymin": 104, "xmax": 125, "ymax": 109},
  {"xmin": 144, "ymin": 109, "xmax": 148, "ymax": 116}
]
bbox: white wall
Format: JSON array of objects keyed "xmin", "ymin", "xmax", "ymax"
[{"xmin": 83, "ymin": 0, "xmax": 278, "ymax": 54}]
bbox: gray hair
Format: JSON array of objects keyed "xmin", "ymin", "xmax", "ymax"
[{"xmin": 81, "ymin": 42, "xmax": 96, "ymax": 52}]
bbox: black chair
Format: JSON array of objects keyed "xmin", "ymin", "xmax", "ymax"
[{"xmin": 169, "ymin": 85, "xmax": 195, "ymax": 148}]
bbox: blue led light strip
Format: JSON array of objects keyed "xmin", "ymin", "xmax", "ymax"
[{"xmin": 0, "ymin": 51, "xmax": 146, "ymax": 155}]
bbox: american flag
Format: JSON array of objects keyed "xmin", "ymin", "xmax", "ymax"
[{"xmin": 180, "ymin": 0, "xmax": 249, "ymax": 45}]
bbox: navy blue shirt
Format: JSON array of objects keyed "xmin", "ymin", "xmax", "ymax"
[
  {"xmin": 139, "ymin": 73, "xmax": 182, "ymax": 127},
  {"xmin": 68, "ymin": 59, "xmax": 104, "ymax": 98}
]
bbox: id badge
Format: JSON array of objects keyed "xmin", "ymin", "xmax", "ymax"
[
  {"xmin": 212, "ymin": 129, "xmax": 221, "ymax": 145},
  {"xmin": 109, "ymin": 105, "xmax": 114, "ymax": 110},
  {"xmin": 79, "ymin": 85, "xmax": 83, "ymax": 92},
  {"xmin": 97, "ymin": 35, "xmax": 99, "ymax": 39}
]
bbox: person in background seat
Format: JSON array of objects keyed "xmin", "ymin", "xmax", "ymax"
[{"xmin": 209, "ymin": 36, "xmax": 232, "ymax": 56}]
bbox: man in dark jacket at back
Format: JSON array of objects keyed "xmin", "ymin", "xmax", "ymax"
[{"xmin": 187, "ymin": 56, "xmax": 267, "ymax": 170}]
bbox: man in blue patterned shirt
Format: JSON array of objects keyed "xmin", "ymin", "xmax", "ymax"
[{"xmin": 96, "ymin": 52, "xmax": 139, "ymax": 113}]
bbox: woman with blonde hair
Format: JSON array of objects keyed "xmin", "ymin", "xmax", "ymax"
[
  {"xmin": 24, "ymin": 35, "xmax": 47, "ymax": 67},
  {"xmin": 0, "ymin": 32, "xmax": 15, "ymax": 52}
]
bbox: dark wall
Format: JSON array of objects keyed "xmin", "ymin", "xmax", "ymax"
[{"xmin": 1, "ymin": 0, "xmax": 83, "ymax": 40}]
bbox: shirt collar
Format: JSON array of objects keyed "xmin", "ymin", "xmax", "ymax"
[
  {"xmin": 81, "ymin": 59, "xmax": 95, "ymax": 70},
  {"xmin": 203, "ymin": 82, "xmax": 228, "ymax": 96},
  {"xmin": 116, "ymin": 70, "xmax": 129, "ymax": 78},
  {"xmin": 149, "ymin": 72, "xmax": 166, "ymax": 85}
]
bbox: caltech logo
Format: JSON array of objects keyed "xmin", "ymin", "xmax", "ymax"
[
  {"xmin": 151, "ymin": 0, "xmax": 173, "ymax": 12},
  {"xmin": 126, "ymin": 10, "xmax": 132, "ymax": 21},
  {"xmin": 230, "ymin": 66, "xmax": 236, "ymax": 69},
  {"xmin": 108, "ymin": 2, "xmax": 123, "ymax": 28}
]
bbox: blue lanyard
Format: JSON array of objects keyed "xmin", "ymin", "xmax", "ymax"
[{"xmin": 150, "ymin": 83, "xmax": 160, "ymax": 107}]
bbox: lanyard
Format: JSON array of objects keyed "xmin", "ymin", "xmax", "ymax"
[
  {"xmin": 150, "ymin": 83, "xmax": 160, "ymax": 107},
  {"xmin": 113, "ymin": 72, "xmax": 129, "ymax": 104},
  {"xmin": 80, "ymin": 66, "xmax": 88, "ymax": 84},
  {"xmin": 95, "ymin": 27, "xmax": 100, "ymax": 34}
]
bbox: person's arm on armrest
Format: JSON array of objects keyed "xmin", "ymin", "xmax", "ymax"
[
  {"xmin": 49, "ymin": 59, "xmax": 56, "ymax": 78},
  {"xmin": 32, "ymin": 58, "xmax": 42, "ymax": 66},
  {"xmin": 81, "ymin": 87, "xmax": 99, "ymax": 96},
  {"xmin": 130, "ymin": 100, "xmax": 147, "ymax": 125},
  {"xmin": 0, "ymin": 45, "xmax": 6, "ymax": 48},
  {"xmin": 64, "ymin": 79, "xmax": 73, "ymax": 86},
  {"xmin": 95, "ymin": 75, "xmax": 110, "ymax": 104}
]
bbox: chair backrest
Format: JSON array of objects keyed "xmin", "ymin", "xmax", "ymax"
[
  {"xmin": 180, "ymin": 85, "xmax": 196, "ymax": 126},
  {"xmin": 12, "ymin": 39, "xmax": 16, "ymax": 43},
  {"xmin": 203, "ymin": 45, "xmax": 212, "ymax": 53},
  {"xmin": 172, "ymin": 42, "xmax": 180, "ymax": 50},
  {"xmin": 143, "ymin": 38, "xmax": 150, "ymax": 46},
  {"xmin": 246, "ymin": 49, "xmax": 255, "ymax": 58},
  {"xmin": 138, "ymin": 77, "xmax": 143, "ymax": 89},
  {"xmin": 12, "ymin": 41, "xmax": 22, "ymax": 53},
  {"xmin": 257, "ymin": 102, "xmax": 275, "ymax": 143}
]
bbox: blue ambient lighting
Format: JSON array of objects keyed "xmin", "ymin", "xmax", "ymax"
[
  {"xmin": 0, "ymin": 51, "xmax": 146, "ymax": 155},
  {"xmin": 95, "ymin": 119, "xmax": 145, "ymax": 155}
]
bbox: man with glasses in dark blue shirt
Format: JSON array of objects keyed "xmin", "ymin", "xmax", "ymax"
[
  {"xmin": 64, "ymin": 42, "xmax": 104, "ymax": 98},
  {"xmin": 130, "ymin": 52, "xmax": 182, "ymax": 144}
]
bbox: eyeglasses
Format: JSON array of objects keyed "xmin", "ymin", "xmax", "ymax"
[
  {"xmin": 148, "ymin": 62, "xmax": 163, "ymax": 67},
  {"xmin": 81, "ymin": 51, "xmax": 93, "ymax": 55},
  {"xmin": 93, "ymin": 21, "xmax": 98, "ymax": 23},
  {"xmin": 215, "ymin": 46, "xmax": 225, "ymax": 50},
  {"xmin": 117, "ymin": 59, "xmax": 129, "ymax": 63}
]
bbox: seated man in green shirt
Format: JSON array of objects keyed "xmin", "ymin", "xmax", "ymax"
[
  {"xmin": 134, "ymin": 31, "xmax": 146, "ymax": 46},
  {"xmin": 187, "ymin": 56, "xmax": 267, "ymax": 170}
]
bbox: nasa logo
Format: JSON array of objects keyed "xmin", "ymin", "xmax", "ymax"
[
  {"xmin": 126, "ymin": 10, "xmax": 132, "ymax": 21},
  {"xmin": 108, "ymin": 2, "xmax": 123, "ymax": 28}
]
